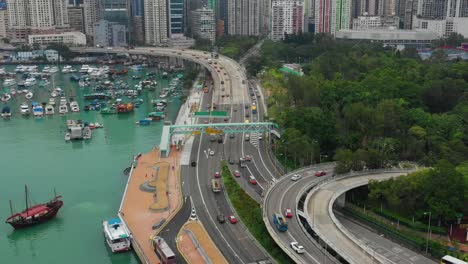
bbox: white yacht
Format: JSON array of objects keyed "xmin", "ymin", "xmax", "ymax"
[
  {"xmin": 59, "ymin": 104, "xmax": 68, "ymax": 114},
  {"xmin": 49, "ymin": 66, "xmax": 59, "ymax": 73},
  {"xmin": 42, "ymin": 65, "xmax": 50, "ymax": 73},
  {"xmin": 62, "ymin": 65, "xmax": 72, "ymax": 73},
  {"xmin": 45, "ymin": 104, "xmax": 55, "ymax": 115},
  {"xmin": 70, "ymin": 101, "xmax": 80, "ymax": 112},
  {"xmin": 79, "ymin": 65, "xmax": 90, "ymax": 73},
  {"xmin": 49, "ymin": 98, "xmax": 56, "ymax": 106},
  {"xmin": 32, "ymin": 103, "xmax": 43, "ymax": 117},
  {"xmin": 25, "ymin": 91, "xmax": 33, "ymax": 99},
  {"xmin": 20, "ymin": 103, "xmax": 30, "ymax": 115},
  {"xmin": 24, "ymin": 77, "xmax": 37, "ymax": 87},
  {"xmin": 14, "ymin": 65, "xmax": 25, "ymax": 72},
  {"xmin": 102, "ymin": 218, "xmax": 131, "ymax": 253},
  {"xmin": 3, "ymin": 78, "xmax": 16, "ymax": 87}
]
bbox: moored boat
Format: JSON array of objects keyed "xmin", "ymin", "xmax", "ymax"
[
  {"xmin": 32, "ymin": 103, "xmax": 44, "ymax": 117},
  {"xmin": 5, "ymin": 185, "xmax": 63, "ymax": 229},
  {"xmin": 70, "ymin": 101, "xmax": 80, "ymax": 112},
  {"xmin": 1, "ymin": 106, "xmax": 12, "ymax": 118},
  {"xmin": 45, "ymin": 104, "xmax": 55, "ymax": 115},
  {"xmin": 59, "ymin": 104, "xmax": 68, "ymax": 114},
  {"xmin": 102, "ymin": 217, "xmax": 131, "ymax": 252},
  {"xmin": 20, "ymin": 103, "xmax": 30, "ymax": 115},
  {"xmin": 1, "ymin": 93, "xmax": 11, "ymax": 102},
  {"xmin": 25, "ymin": 91, "xmax": 33, "ymax": 99}
]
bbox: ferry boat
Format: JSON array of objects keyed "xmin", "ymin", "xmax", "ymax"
[
  {"xmin": 5, "ymin": 185, "xmax": 63, "ymax": 229},
  {"xmin": 3, "ymin": 78, "xmax": 16, "ymax": 87},
  {"xmin": 1, "ymin": 106, "xmax": 11, "ymax": 118},
  {"xmin": 102, "ymin": 218, "xmax": 131, "ymax": 252},
  {"xmin": 32, "ymin": 103, "xmax": 44, "ymax": 117},
  {"xmin": 45, "ymin": 104, "xmax": 55, "ymax": 115},
  {"xmin": 59, "ymin": 104, "xmax": 68, "ymax": 114},
  {"xmin": 20, "ymin": 103, "xmax": 30, "ymax": 115}
]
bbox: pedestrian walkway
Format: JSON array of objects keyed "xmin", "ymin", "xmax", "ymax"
[
  {"xmin": 250, "ymin": 132, "xmax": 259, "ymax": 147},
  {"xmin": 119, "ymin": 148, "xmax": 182, "ymax": 264},
  {"xmin": 177, "ymin": 220, "xmax": 229, "ymax": 264}
]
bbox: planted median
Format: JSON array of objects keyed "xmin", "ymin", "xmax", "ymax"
[{"xmin": 221, "ymin": 162, "xmax": 292, "ymax": 264}]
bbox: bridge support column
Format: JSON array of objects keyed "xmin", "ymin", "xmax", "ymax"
[{"xmin": 335, "ymin": 193, "xmax": 346, "ymax": 208}]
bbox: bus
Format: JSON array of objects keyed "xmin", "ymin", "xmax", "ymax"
[
  {"xmin": 441, "ymin": 255, "xmax": 468, "ymax": 264},
  {"xmin": 152, "ymin": 236, "xmax": 176, "ymax": 264},
  {"xmin": 251, "ymin": 105, "xmax": 257, "ymax": 114},
  {"xmin": 273, "ymin": 212, "xmax": 288, "ymax": 232},
  {"xmin": 212, "ymin": 179, "xmax": 221, "ymax": 192}
]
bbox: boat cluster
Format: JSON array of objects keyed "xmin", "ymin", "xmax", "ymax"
[{"xmin": 64, "ymin": 119, "xmax": 103, "ymax": 141}]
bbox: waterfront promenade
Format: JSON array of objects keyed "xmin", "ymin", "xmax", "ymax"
[{"xmin": 120, "ymin": 148, "xmax": 182, "ymax": 263}]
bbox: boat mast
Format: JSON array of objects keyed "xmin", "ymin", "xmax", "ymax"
[
  {"xmin": 25, "ymin": 185, "xmax": 29, "ymax": 216},
  {"xmin": 9, "ymin": 200, "xmax": 14, "ymax": 216}
]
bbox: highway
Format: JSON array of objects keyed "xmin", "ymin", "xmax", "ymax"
[
  {"xmin": 72, "ymin": 47, "xmax": 273, "ymax": 262},
  {"xmin": 263, "ymin": 165, "xmax": 339, "ymax": 264}
]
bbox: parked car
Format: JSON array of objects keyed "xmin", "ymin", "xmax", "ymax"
[
  {"xmin": 315, "ymin": 171, "xmax": 327, "ymax": 177},
  {"xmin": 228, "ymin": 215, "xmax": 238, "ymax": 224},
  {"xmin": 290, "ymin": 242, "xmax": 305, "ymax": 254},
  {"xmin": 291, "ymin": 174, "xmax": 302, "ymax": 181}
]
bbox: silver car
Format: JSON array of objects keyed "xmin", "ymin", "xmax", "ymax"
[{"xmin": 291, "ymin": 174, "xmax": 302, "ymax": 181}]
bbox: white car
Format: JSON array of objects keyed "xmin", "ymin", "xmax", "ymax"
[
  {"xmin": 290, "ymin": 242, "xmax": 305, "ymax": 254},
  {"xmin": 291, "ymin": 174, "xmax": 302, "ymax": 181},
  {"xmin": 209, "ymin": 150, "xmax": 215, "ymax": 156}
]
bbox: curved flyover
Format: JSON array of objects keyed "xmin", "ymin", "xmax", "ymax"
[{"xmin": 305, "ymin": 169, "xmax": 417, "ymax": 264}]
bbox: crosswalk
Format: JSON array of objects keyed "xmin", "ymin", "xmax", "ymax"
[{"xmin": 250, "ymin": 132, "xmax": 259, "ymax": 147}]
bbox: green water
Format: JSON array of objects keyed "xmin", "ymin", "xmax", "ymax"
[{"xmin": 0, "ymin": 66, "xmax": 182, "ymax": 264}]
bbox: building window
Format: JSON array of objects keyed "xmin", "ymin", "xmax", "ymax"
[{"xmin": 421, "ymin": 22, "xmax": 428, "ymax": 29}]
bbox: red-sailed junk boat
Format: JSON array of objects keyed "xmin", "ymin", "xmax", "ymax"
[{"xmin": 5, "ymin": 185, "xmax": 63, "ymax": 229}]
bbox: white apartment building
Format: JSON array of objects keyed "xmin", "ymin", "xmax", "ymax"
[
  {"xmin": 0, "ymin": 7, "xmax": 8, "ymax": 38},
  {"xmin": 271, "ymin": 0, "xmax": 304, "ymax": 41},
  {"xmin": 191, "ymin": 8, "xmax": 216, "ymax": 43},
  {"xmin": 144, "ymin": 0, "xmax": 168, "ymax": 45},
  {"xmin": 83, "ymin": 0, "xmax": 100, "ymax": 39},
  {"xmin": 28, "ymin": 31, "xmax": 86, "ymax": 46},
  {"xmin": 227, "ymin": 0, "xmax": 264, "ymax": 36},
  {"xmin": 352, "ymin": 16, "xmax": 399, "ymax": 30}
]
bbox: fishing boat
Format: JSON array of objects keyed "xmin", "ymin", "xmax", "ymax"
[
  {"xmin": 102, "ymin": 217, "xmax": 131, "ymax": 252},
  {"xmin": 59, "ymin": 104, "xmax": 68, "ymax": 114},
  {"xmin": 45, "ymin": 104, "xmax": 55, "ymax": 115},
  {"xmin": 117, "ymin": 103, "xmax": 134, "ymax": 113},
  {"xmin": 32, "ymin": 103, "xmax": 44, "ymax": 117},
  {"xmin": 5, "ymin": 185, "xmax": 63, "ymax": 229},
  {"xmin": 70, "ymin": 102, "xmax": 80, "ymax": 112},
  {"xmin": 1, "ymin": 106, "xmax": 12, "ymax": 118},
  {"xmin": 20, "ymin": 103, "xmax": 30, "ymax": 115}
]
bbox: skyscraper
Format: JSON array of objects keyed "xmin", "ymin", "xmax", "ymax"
[
  {"xmin": 83, "ymin": 0, "xmax": 100, "ymax": 42},
  {"xmin": 144, "ymin": 0, "xmax": 168, "ymax": 45},
  {"xmin": 170, "ymin": 0, "xmax": 184, "ymax": 35},
  {"xmin": 315, "ymin": 0, "xmax": 351, "ymax": 34},
  {"xmin": 68, "ymin": 5, "xmax": 85, "ymax": 32},
  {"xmin": 130, "ymin": 0, "xmax": 144, "ymax": 44},
  {"xmin": 271, "ymin": 0, "xmax": 304, "ymax": 41},
  {"xmin": 191, "ymin": 7, "xmax": 215, "ymax": 42},
  {"xmin": 0, "ymin": 1, "xmax": 8, "ymax": 38}
]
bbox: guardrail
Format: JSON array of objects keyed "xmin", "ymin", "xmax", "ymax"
[
  {"xmin": 303, "ymin": 168, "xmax": 418, "ymax": 264},
  {"xmin": 261, "ymin": 163, "xmax": 337, "ymax": 264}
]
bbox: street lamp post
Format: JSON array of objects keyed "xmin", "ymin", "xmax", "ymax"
[{"xmin": 424, "ymin": 211, "xmax": 432, "ymax": 254}]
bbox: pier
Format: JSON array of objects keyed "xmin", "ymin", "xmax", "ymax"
[{"xmin": 118, "ymin": 148, "xmax": 182, "ymax": 263}]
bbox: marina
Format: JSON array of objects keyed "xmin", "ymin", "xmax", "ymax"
[{"xmin": 0, "ymin": 64, "xmax": 186, "ymax": 264}]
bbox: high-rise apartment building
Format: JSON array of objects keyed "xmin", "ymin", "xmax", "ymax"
[
  {"xmin": 130, "ymin": 0, "xmax": 144, "ymax": 44},
  {"xmin": 304, "ymin": 0, "xmax": 315, "ymax": 31},
  {"xmin": 83, "ymin": 0, "xmax": 100, "ymax": 42},
  {"xmin": 271, "ymin": 0, "xmax": 304, "ymax": 41},
  {"xmin": 94, "ymin": 18, "xmax": 127, "ymax": 46},
  {"xmin": 191, "ymin": 7, "xmax": 215, "ymax": 42},
  {"xmin": 315, "ymin": 0, "xmax": 351, "ymax": 34},
  {"xmin": 0, "ymin": 1, "xmax": 7, "ymax": 38},
  {"xmin": 7, "ymin": 0, "xmax": 69, "ymax": 41},
  {"xmin": 227, "ymin": 0, "xmax": 264, "ymax": 36},
  {"xmin": 417, "ymin": 0, "xmax": 446, "ymax": 18},
  {"xmin": 144, "ymin": 0, "xmax": 168, "ymax": 45},
  {"xmin": 68, "ymin": 5, "xmax": 85, "ymax": 32}
]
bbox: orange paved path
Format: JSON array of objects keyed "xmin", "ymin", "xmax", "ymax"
[
  {"xmin": 120, "ymin": 148, "xmax": 182, "ymax": 264},
  {"xmin": 178, "ymin": 221, "xmax": 229, "ymax": 264}
]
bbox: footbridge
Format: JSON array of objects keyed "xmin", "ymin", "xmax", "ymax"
[{"xmin": 159, "ymin": 122, "xmax": 279, "ymax": 157}]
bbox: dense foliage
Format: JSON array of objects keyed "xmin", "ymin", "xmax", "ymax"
[
  {"xmin": 216, "ymin": 36, "xmax": 258, "ymax": 59},
  {"xmin": 221, "ymin": 162, "xmax": 292, "ymax": 264},
  {"xmin": 256, "ymin": 33, "xmax": 468, "ymax": 172}
]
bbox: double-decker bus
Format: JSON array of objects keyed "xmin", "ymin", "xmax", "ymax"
[{"xmin": 151, "ymin": 236, "xmax": 176, "ymax": 264}]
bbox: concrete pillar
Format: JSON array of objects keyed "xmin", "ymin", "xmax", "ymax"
[{"xmin": 335, "ymin": 193, "xmax": 346, "ymax": 208}]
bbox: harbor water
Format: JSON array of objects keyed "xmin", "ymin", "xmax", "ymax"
[{"xmin": 0, "ymin": 65, "xmax": 184, "ymax": 263}]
